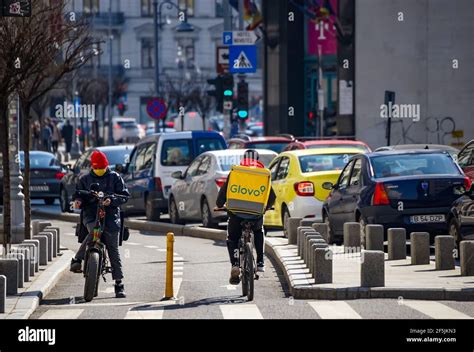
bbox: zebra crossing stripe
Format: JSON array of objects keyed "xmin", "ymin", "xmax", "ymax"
[
  {"xmin": 39, "ymin": 309, "xmax": 84, "ymax": 319},
  {"xmin": 308, "ymin": 301, "xmax": 362, "ymax": 319},
  {"xmin": 402, "ymin": 301, "xmax": 473, "ymax": 319},
  {"xmin": 220, "ymin": 304, "xmax": 263, "ymax": 319}
]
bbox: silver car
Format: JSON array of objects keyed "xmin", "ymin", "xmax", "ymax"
[{"xmin": 168, "ymin": 149, "xmax": 277, "ymax": 227}]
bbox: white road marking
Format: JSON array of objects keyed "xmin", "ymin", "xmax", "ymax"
[
  {"xmin": 99, "ymin": 286, "xmax": 115, "ymax": 294},
  {"xmin": 220, "ymin": 285, "xmax": 237, "ymax": 291},
  {"xmin": 174, "ymin": 257, "xmax": 184, "ymax": 262},
  {"xmin": 156, "ymin": 249, "xmax": 166, "ymax": 252},
  {"xmin": 145, "ymin": 245, "xmax": 159, "ymax": 249},
  {"xmin": 308, "ymin": 301, "xmax": 362, "ymax": 319},
  {"xmin": 220, "ymin": 304, "xmax": 263, "ymax": 319},
  {"xmin": 173, "ymin": 271, "xmax": 183, "ymax": 276},
  {"xmin": 124, "ymin": 309, "xmax": 164, "ymax": 319},
  {"xmin": 403, "ymin": 301, "xmax": 473, "ymax": 319},
  {"xmin": 39, "ymin": 309, "xmax": 84, "ymax": 319},
  {"xmin": 63, "ymin": 232, "xmax": 75, "ymax": 237},
  {"xmin": 125, "ymin": 242, "xmax": 141, "ymax": 246}
]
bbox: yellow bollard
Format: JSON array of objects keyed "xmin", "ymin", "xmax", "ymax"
[{"xmin": 164, "ymin": 232, "xmax": 174, "ymax": 299}]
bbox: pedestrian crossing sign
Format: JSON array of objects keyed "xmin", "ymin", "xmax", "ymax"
[{"xmin": 229, "ymin": 45, "xmax": 257, "ymax": 73}]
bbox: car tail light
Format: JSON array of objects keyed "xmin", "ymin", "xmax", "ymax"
[
  {"xmin": 154, "ymin": 177, "xmax": 163, "ymax": 193},
  {"xmin": 215, "ymin": 176, "xmax": 227, "ymax": 188},
  {"xmin": 373, "ymin": 182, "xmax": 390, "ymax": 205},
  {"xmin": 55, "ymin": 172, "xmax": 65, "ymax": 180},
  {"xmin": 464, "ymin": 176, "xmax": 472, "ymax": 192},
  {"xmin": 294, "ymin": 181, "xmax": 314, "ymax": 196},
  {"xmin": 113, "ymin": 124, "xmax": 121, "ymax": 129}
]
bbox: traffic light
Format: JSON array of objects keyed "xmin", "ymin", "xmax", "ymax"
[
  {"xmin": 222, "ymin": 73, "xmax": 234, "ymax": 98},
  {"xmin": 237, "ymin": 80, "xmax": 249, "ymax": 120},
  {"xmin": 306, "ymin": 110, "xmax": 317, "ymax": 135},
  {"xmin": 207, "ymin": 75, "xmax": 224, "ymax": 112}
]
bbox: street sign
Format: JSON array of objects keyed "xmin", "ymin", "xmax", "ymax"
[
  {"xmin": 216, "ymin": 46, "xmax": 229, "ymax": 74},
  {"xmin": 2, "ymin": 0, "xmax": 31, "ymax": 17},
  {"xmin": 223, "ymin": 101, "xmax": 233, "ymax": 110},
  {"xmin": 146, "ymin": 98, "xmax": 167, "ymax": 120},
  {"xmin": 223, "ymin": 31, "xmax": 259, "ymax": 46},
  {"xmin": 229, "ymin": 45, "xmax": 257, "ymax": 74}
]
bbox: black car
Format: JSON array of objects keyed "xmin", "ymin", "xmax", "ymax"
[
  {"xmin": 0, "ymin": 151, "xmax": 66, "ymax": 205},
  {"xmin": 60, "ymin": 145, "xmax": 133, "ymax": 212},
  {"xmin": 322, "ymin": 150, "xmax": 469, "ymax": 244},
  {"xmin": 448, "ymin": 188, "xmax": 474, "ymax": 249}
]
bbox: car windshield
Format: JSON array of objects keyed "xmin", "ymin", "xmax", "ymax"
[
  {"xmin": 19, "ymin": 152, "xmax": 58, "ymax": 169},
  {"xmin": 218, "ymin": 153, "xmax": 276, "ymax": 171},
  {"xmin": 308, "ymin": 144, "xmax": 369, "ymax": 152},
  {"xmin": 103, "ymin": 148, "xmax": 132, "ymax": 166},
  {"xmin": 117, "ymin": 121, "xmax": 137, "ymax": 128},
  {"xmin": 371, "ymin": 153, "xmax": 460, "ymax": 178},
  {"xmin": 299, "ymin": 153, "xmax": 356, "ymax": 173},
  {"xmin": 161, "ymin": 139, "xmax": 193, "ymax": 166},
  {"xmin": 247, "ymin": 142, "xmax": 288, "ymax": 153}
]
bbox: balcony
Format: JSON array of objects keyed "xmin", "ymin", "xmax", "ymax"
[{"xmin": 78, "ymin": 12, "xmax": 125, "ymax": 28}]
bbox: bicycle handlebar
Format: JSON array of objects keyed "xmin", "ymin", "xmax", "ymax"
[{"xmin": 77, "ymin": 190, "xmax": 128, "ymax": 200}]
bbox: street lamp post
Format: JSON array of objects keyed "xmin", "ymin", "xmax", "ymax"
[
  {"xmin": 107, "ymin": 0, "xmax": 114, "ymax": 145},
  {"xmin": 153, "ymin": 0, "xmax": 194, "ymax": 133}
]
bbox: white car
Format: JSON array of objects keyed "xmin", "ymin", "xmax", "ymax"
[{"xmin": 112, "ymin": 117, "xmax": 140, "ymax": 143}]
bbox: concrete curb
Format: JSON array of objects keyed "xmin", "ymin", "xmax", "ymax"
[
  {"xmin": 33, "ymin": 209, "xmax": 227, "ymax": 242},
  {"xmin": 0, "ymin": 250, "xmax": 74, "ymax": 319},
  {"xmin": 266, "ymin": 237, "xmax": 474, "ymax": 301}
]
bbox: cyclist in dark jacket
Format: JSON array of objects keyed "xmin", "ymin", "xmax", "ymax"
[
  {"xmin": 70, "ymin": 150, "xmax": 130, "ymax": 298},
  {"xmin": 216, "ymin": 149, "xmax": 276, "ymax": 285}
]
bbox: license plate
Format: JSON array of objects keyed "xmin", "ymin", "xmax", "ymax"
[
  {"xmin": 31, "ymin": 185, "xmax": 49, "ymax": 192},
  {"xmin": 410, "ymin": 214, "xmax": 445, "ymax": 224}
]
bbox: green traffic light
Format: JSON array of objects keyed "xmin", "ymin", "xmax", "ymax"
[
  {"xmin": 238, "ymin": 110, "xmax": 248, "ymax": 119},
  {"xmin": 224, "ymin": 89, "xmax": 233, "ymax": 97}
]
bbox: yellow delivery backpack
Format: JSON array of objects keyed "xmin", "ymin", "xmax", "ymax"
[{"xmin": 226, "ymin": 165, "xmax": 271, "ymax": 216}]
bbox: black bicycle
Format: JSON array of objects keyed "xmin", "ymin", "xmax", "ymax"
[
  {"xmin": 215, "ymin": 206, "xmax": 259, "ymax": 301},
  {"xmin": 239, "ymin": 220, "xmax": 259, "ymax": 301},
  {"xmin": 77, "ymin": 184, "xmax": 128, "ymax": 302}
]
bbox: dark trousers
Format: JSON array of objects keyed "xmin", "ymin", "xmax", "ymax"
[
  {"xmin": 75, "ymin": 221, "xmax": 124, "ymax": 281},
  {"xmin": 226, "ymin": 214, "xmax": 264, "ymax": 266}
]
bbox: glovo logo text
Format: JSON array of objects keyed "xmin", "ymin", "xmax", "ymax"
[{"xmin": 230, "ymin": 184, "xmax": 266, "ymax": 197}]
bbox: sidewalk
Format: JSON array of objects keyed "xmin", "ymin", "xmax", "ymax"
[
  {"xmin": 266, "ymin": 237, "xmax": 474, "ymax": 300},
  {"xmin": 0, "ymin": 249, "xmax": 74, "ymax": 319}
]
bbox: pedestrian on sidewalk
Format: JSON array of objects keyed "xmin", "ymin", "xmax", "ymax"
[
  {"xmin": 41, "ymin": 118, "xmax": 52, "ymax": 153},
  {"xmin": 32, "ymin": 120, "xmax": 40, "ymax": 150},
  {"xmin": 70, "ymin": 150, "xmax": 130, "ymax": 298},
  {"xmin": 50, "ymin": 120, "xmax": 61, "ymax": 156},
  {"xmin": 61, "ymin": 119, "xmax": 73, "ymax": 162}
]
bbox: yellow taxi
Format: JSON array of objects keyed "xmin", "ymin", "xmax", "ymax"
[{"xmin": 264, "ymin": 148, "xmax": 364, "ymax": 236}]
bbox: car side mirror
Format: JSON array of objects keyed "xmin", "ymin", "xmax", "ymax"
[
  {"xmin": 171, "ymin": 171, "xmax": 183, "ymax": 179},
  {"xmin": 322, "ymin": 182, "xmax": 335, "ymax": 190}
]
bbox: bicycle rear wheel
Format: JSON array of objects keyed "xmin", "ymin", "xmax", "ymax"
[
  {"xmin": 244, "ymin": 242, "xmax": 254, "ymax": 301},
  {"xmin": 84, "ymin": 251, "xmax": 100, "ymax": 302}
]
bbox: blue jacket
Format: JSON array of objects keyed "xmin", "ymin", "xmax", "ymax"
[{"xmin": 74, "ymin": 169, "xmax": 130, "ymax": 232}]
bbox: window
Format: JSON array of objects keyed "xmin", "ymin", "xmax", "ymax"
[
  {"xmin": 141, "ymin": 144, "xmax": 155, "ymax": 171},
  {"xmin": 185, "ymin": 156, "xmax": 202, "ymax": 177},
  {"xmin": 338, "ymin": 161, "xmax": 354, "ymax": 189},
  {"xmin": 215, "ymin": 0, "xmax": 223, "ymax": 17},
  {"xmin": 458, "ymin": 145, "xmax": 474, "ymax": 168},
  {"xmin": 371, "ymin": 153, "xmax": 461, "ymax": 178},
  {"xmin": 141, "ymin": 0, "xmax": 153, "ymax": 17},
  {"xmin": 133, "ymin": 145, "xmax": 149, "ymax": 172},
  {"xmin": 269, "ymin": 159, "xmax": 280, "ymax": 181},
  {"xmin": 349, "ymin": 159, "xmax": 362, "ymax": 187},
  {"xmin": 177, "ymin": 39, "xmax": 195, "ymax": 69},
  {"xmin": 83, "ymin": 0, "xmax": 99, "ymax": 14},
  {"xmin": 276, "ymin": 157, "xmax": 290, "ymax": 180},
  {"xmin": 197, "ymin": 138, "xmax": 226, "ymax": 155},
  {"xmin": 161, "ymin": 139, "xmax": 193, "ymax": 166},
  {"xmin": 141, "ymin": 39, "xmax": 154, "ymax": 68},
  {"xmin": 247, "ymin": 142, "xmax": 288, "ymax": 154},
  {"xmin": 197, "ymin": 156, "xmax": 211, "ymax": 175},
  {"xmin": 298, "ymin": 153, "xmax": 356, "ymax": 173},
  {"xmin": 178, "ymin": 0, "xmax": 194, "ymax": 17}
]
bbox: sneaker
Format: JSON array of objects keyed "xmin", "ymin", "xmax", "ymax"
[
  {"xmin": 114, "ymin": 283, "xmax": 126, "ymax": 298},
  {"xmin": 229, "ymin": 266, "xmax": 240, "ymax": 285},
  {"xmin": 70, "ymin": 258, "xmax": 82, "ymax": 273},
  {"xmin": 257, "ymin": 262, "xmax": 265, "ymax": 272}
]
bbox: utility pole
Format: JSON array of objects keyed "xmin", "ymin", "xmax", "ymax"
[
  {"xmin": 107, "ymin": 0, "xmax": 114, "ymax": 145},
  {"xmin": 237, "ymin": 0, "xmax": 246, "ymax": 134},
  {"xmin": 222, "ymin": 0, "xmax": 232, "ymax": 139},
  {"xmin": 153, "ymin": 0, "xmax": 160, "ymax": 133}
]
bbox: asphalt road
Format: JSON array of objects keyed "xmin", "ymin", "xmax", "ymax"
[{"xmin": 29, "ymin": 219, "xmax": 474, "ymax": 320}]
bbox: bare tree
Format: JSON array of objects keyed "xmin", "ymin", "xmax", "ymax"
[
  {"xmin": 188, "ymin": 81, "xmax": 213, "ymax": 130},
  {"xmin": 0, "ymin": 0, "xmax": 97, "ymax": 245}
]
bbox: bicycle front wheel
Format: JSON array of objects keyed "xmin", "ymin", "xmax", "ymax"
[
  {"xmin": 84, "ymin": 251, "xmax": 100, "ymax": 302},
  {"xmin": 244, "ymin": 242, "xmax": 254, "ymax": 301}
]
